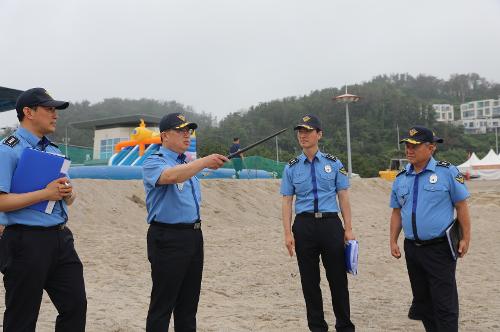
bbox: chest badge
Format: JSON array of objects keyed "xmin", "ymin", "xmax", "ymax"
[
  {"xmin": 324, "ymin": 165, "xmax": 332, "ymax": 173},
  {"xmin": 429, "ymin": 174, "xmax": 438, "ymax": 184},
  {"xmin": 176, "ymin": 182, "xmax": 184, "ymax": 191}
]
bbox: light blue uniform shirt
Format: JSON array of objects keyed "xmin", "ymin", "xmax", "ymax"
[
  {"xmin": 0, "ymin": 127, "xmax": 68, "ymax": 226},
  {"xmin": 280, "ymin": 151, "xmax": 349, "ymax": 214},
  {"xmin": 142, "ymin": 147, "xmax": 201, "ymax": 224},
  {"xmin": 390, "ymin": 157, "xmax": 470, "ymax": 240}
]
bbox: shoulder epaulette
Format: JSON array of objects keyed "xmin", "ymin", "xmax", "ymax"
[
  {"xmin": 436, "ymin": 160, "xmax": 451, "ymax": 168},
  {"xmin": 2, "ymin": 135, "xmax": 19, "ymax": 148},
  {"xmin": 152, "ymin": 153, "xmax": 163, "ymax": 157},
  {"xmin": 323, "ymin": 153, "xmax": 337, "ymax": 162},
  {"xmin": 49, "ymin": 142, "xmax": 59, "ymax": 148},
  {"xmin": 396, "ymin": 169, "xmax": 407, "ymax": 177},
  {"xmin": 288, "ymin": 157, "xmax": 299, "ymax": 167}
]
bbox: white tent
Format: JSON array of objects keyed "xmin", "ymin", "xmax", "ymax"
[
  {"xmin": 477, "ymin": 149, "xmax": 500, "ymax": 165},
  {"xmin": 457, "ymin": 152, "xmax": 481, "ymax": 174},
  {"xmin": 472, "ymin": 149, "xmax": 500, "ymax": 180}
]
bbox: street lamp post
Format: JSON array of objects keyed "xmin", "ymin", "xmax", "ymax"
[
  {"xmin": 333, "ymin": 86, "xmax": 360, "ymax": 178},
  {"xmin": 496, "ymin": 126, "xmax": 498, "ymax": 154},
  {"xmin": 64, "ymin": 125, "xmax": 70, "ymax": 156}
]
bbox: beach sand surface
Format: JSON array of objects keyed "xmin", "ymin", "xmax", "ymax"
[{"xmin": 1, "ymin": 178, "xmax": 499, "ymax": 331}]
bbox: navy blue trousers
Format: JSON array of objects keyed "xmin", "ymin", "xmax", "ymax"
[
  {"xmin": 404, "ymin": 239, "xmax": 458, "ymax": 332},
  {"xmin": 0, "ymin": 225, "xmax": 87, "ymax": 332},
  {"xmin": 293, "ymin": 214, "xmax": 355, "ymax": 332},
  {"xmin": 146, "ymin": 224, "xmax": 204, "ymax": 332}
]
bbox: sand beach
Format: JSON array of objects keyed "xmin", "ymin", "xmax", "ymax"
[{"xmin": 1, "ymin": 178, "xmax": 499, "ymax": 331}]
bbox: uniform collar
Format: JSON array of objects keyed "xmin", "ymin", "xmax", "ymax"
[
  {"xmin": 301, "ymin": 149, "xmax": 321, "ymax": 163},
  {"xmin": 159, "ymin": 146, "xmax": 186, "ymax": 161},
  {"xmin": 407, "ymin": 156, "xmax": 436, "ymax": 175},
  {"xmin": 16, "ymin": 126, "xmax": 50, "ymax": 149}
]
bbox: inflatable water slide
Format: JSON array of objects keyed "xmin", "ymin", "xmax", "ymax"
[{"xmin": 69, "ymin": 120, "xmax": 272, "ymax": 180}]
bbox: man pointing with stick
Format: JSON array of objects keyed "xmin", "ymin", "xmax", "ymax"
[{"xmin": 143, "ymin": 112, "xmax": 287, "ymax": 331}]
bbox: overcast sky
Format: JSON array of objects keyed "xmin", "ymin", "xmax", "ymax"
[{"xmin": 1, "ymin": 0, "xmax": 500, "ymax": 127}]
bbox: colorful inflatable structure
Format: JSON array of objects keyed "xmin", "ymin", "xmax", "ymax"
[
  {"xmin": 68, "ymin": 119, "xmax": 273, "ymax": 180},
  {"xmin": 108, "ymin": 119, "xmax": 197, "ymax": 166}
]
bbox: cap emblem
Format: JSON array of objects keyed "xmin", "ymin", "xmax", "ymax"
[
  {"xmin": 409, "ymin": 128, "xmax": 418, "ymax": 136},
  {"xmin": 302, "ymin": 116, "xmax": 311, "ymax": 122},
  {"xmin": 177, "ymin": 114, "xmax": 186, "ymax": 122}
]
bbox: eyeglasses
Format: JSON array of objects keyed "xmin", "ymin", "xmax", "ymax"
[{"xmin": 173, "ymin": 128, "xmax": 194, "ymax": 135}]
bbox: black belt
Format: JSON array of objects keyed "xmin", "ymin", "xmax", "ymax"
[
  {"xmin": 151, "ymin": 221, "xmax": 201, "ymax": 230},
  {"xmin": 6, "ymin": 223, "xmax": 66, "ymax": 231},
  {"xmin": 297, "ymin": 212, "xmax": 338, "ymax": 219},
  {"xmin": 406, "ymin": 236, "xmax": 446, "ymax": 247}
]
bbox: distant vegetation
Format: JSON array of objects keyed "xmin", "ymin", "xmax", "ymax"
[{"xmin": 51, "ymin": 73, "xmax": 500, "ymax": 177}]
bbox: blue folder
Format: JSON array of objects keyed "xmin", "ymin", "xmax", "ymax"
[
  {"xmin": 10, "ymin": 148, "xmax": 71, "ymax": 214},
  {"xmin": 345, "ymin": 240, "xmax": 359, "ymax": 275}
]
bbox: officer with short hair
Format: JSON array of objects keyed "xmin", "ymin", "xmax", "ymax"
[
  {"xmin": 390, "ymin": 126, "xmax": 471, "ymax": 332},
  {"xmin": 281, "ymin": 114, "xmax": 355, "ymax": 332},
  {"xmin": 0, "ymin": 88, "xmax": 87, "ymax": 331},
  {"xmin": 143, "ymin": 112, "xmax": 228, "ymax": 332}
]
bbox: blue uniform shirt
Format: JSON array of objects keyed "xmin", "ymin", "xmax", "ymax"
[
  {"xmin": 390, "ymin": 157, "xmax": 470, "ymax": 240},
  {"xmin": 280, "ymin": 151, "xmax": 349, "ymax": 214},
  {"xmin": 0, "ymin": 127, "xmax": 69, "ymax": 226},
  {"xmin": 142, "ymin": 146, "xmax": 201, "ymax": 224}
]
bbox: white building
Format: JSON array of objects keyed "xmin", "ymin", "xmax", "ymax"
[
  {"xmin": 460, "ymin": 98, "xmax": 500, "ymax": 134},
  {"xmin": 432, "ymin": 104, "xmax": 454, "ymax": 123},
  {"xmin": 72, "ymin": 114, "xmax": 161, "ymax": 160}
]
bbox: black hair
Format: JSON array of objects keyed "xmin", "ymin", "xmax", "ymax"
[
  {"xmin": 17, "ymin": 106, "xmax": 37, "ymax": 122},
  {"xmin": 233, "ymin": 137, "xmax": 239, "ymax": 142}
]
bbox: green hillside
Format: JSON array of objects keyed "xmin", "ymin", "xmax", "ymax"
[{"xmin": 48, "ymin": 73, "xmax": 500, "ymax": 177}]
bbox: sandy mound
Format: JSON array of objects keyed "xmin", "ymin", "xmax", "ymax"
[{"xmin": 1, "ymin": 178, "xmax": 499, "ymax": 331}]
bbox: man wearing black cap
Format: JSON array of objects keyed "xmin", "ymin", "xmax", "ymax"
[
  {"xmin": 142, "ymin": 112, "xmax": 228, "ymax": 331},
  {"xmin": 280, "ymin": 114, "xmax": 356, "ymax": 332},
  {"xmin": 0, "ymin": 88, "xmax": 87, "ymax": 331},
  {"xmin": 389, "ymin": 126, "xmax": 471, "ymax": 332}
]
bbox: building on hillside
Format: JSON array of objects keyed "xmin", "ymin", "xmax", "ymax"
[
  {"xmin": 460, "ymin": 97, "xmax": 500, "ymax": 134},
  {"xmin": 71, "ymin": 114, "xmax": 161, "ymax": 160},
  {"xmin": 432, "ymin": 104, "xmax": 454, "ymax": 123}
]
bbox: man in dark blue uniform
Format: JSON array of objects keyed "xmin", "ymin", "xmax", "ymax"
[
  {"xmin": 229, "ymin": 137, "xmax": 244, "ymax": 179},
  {"xmin": 142, "ymin": 112, "xmax": 228, "ymax": 332},
  {"xmin": 390, "ymin": 126, "xmax": 471, "ymax": 332},
  {"xmin": 0, "ymin": 88, "xmax": 87, "ymax": 331},
  {"xmin": 281, "ymin": 114, "xmax": 355, "ymax": 332}
]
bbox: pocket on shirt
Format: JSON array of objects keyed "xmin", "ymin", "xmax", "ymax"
[
  {"xmin": 423, "ymin": 184, "xmax": 449, "ymax": 199},
  {"xmin": 318, "ymin": 171, "xmax": 336, "ymax": 190},
  {"xmin": 292, "ymin": 173, "xmax": 309, "ymax": 192}
]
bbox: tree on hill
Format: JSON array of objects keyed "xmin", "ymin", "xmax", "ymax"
[{"xmin": 53, "ymin": 73, "xmax": 500, "ymax": 177}]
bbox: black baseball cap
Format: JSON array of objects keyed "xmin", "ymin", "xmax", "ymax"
[
  {"xmin": 16, "ymin": 88, "xmax": 69, "ymax": 115},
  {"xmin": 294, "ymin": 114, "xmax": 322, "ymax": 131},
  {"xmin": 400, "ymin": 126, "xmax": 443, "ymax": 144},
  {"xmin": 159, "ymin": 112, "xmax": 198, "ymax": 132}
]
